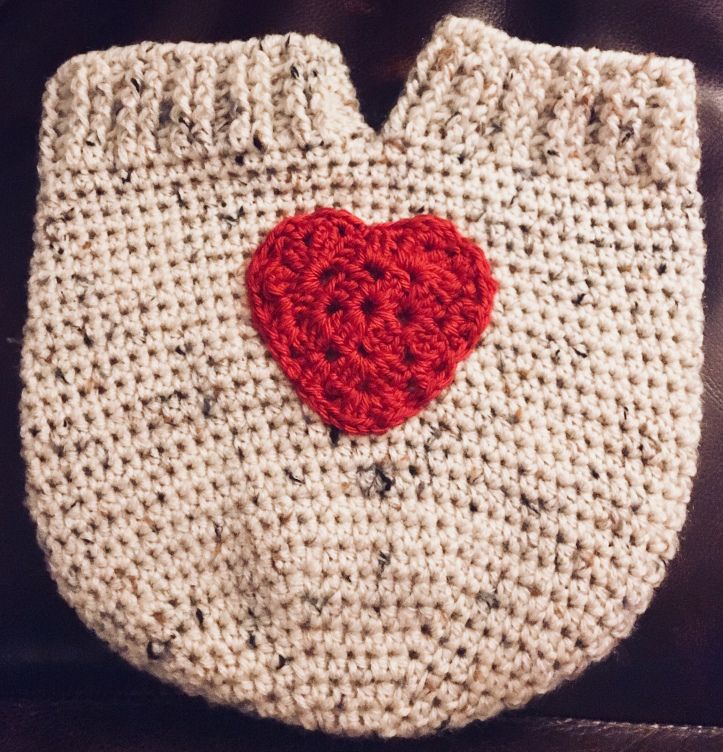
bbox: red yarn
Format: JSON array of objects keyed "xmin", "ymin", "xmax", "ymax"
[{"xmin": 245, "ymin": 208, "xmax": 498, "ymax": 435}]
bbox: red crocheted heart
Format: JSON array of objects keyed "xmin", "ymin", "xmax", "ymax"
[{"xmin": 245, "ymin": 208, "xmax": 498, "ymax": 435}]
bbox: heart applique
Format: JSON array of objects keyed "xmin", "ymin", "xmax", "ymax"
[{"xmin": 244, "ymin": 208, "xmax": 498, "ymax": 434}]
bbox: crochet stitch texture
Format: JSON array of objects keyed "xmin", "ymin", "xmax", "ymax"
[
  {"xmin": 21, "ymin": 16, "xmax": 705, "ymax": 737},
  {"xmin": 245, "ymin": 208, "xmax": 498, "ymax": 434}
]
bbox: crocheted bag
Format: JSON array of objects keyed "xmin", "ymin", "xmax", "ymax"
[{"xmin": 21, "ymin": 16, "xmax": 705, "ymax": 737}]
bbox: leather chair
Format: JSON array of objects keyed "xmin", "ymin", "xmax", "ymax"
[{"xmin": 1, "ymin": 2, "xmax": 721, "ymax": 749}]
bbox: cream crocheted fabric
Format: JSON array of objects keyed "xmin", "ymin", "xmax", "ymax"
[{"xmin": 21, "ymin": 16, "xmax": 705, "ymax": 737}]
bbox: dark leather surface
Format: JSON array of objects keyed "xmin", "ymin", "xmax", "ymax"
[
  {"xmin": 1, "ymin": 0, "xmax": 722, "ymax": 749},
  {"xmin": 2, "ymin": 700, "xmax": 723, "ymax": 752}
]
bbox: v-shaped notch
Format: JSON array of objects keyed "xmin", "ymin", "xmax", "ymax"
[{"xmin": 42, "ymin": 13, "xmax": 698, "ymax": 185}]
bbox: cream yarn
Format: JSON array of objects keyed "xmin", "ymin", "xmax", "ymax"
[{"xmin": 21, "ymin": 16, "xmax": 705, "ymax": 737}]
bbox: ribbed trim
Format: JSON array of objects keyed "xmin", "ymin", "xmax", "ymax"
[
  {"xmin": 38, "ymin": 33, "xmax": 373, "ymax": 171},
  {"xmin": 383, "ymin": 17, "xmax": 700, "ymax": 187},
  {"xmin": 39, "ymin": 16, "xmax": 700, "ymax": 188}
]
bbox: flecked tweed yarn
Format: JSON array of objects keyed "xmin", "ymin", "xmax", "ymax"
[{"xmin": 21, "ymin": 16, "xmax": 705, "ymax": 737}]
